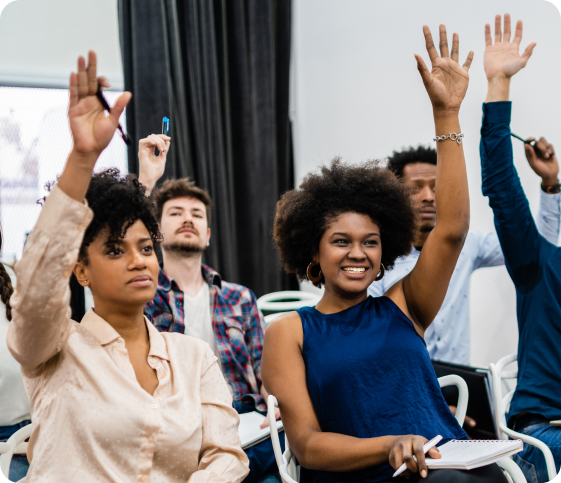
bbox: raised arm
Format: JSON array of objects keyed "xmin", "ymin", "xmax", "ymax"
[
  {"xmin": 479, "ymin": 15, "xmax": 548, "ymax": 289},
  {"xmin": 387, "ymin": 25, "xmax": 473, "ymax": 330},
  {"xmin": 7, "ymin": 52, "xmax": 130, "ymax": 375}
]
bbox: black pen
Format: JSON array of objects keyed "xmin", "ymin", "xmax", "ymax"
[
  {"xmin": 95, "ymin": 86, "xmax": 132, "ymax": 145},
  {"xmin": 511, "ymin": 132, "xmax": 536, "ymax": 147}
]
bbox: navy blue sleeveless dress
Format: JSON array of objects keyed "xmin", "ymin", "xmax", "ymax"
[{"xmin": 298, "ymin": 296, "xmax": 467, "ymax": 483}]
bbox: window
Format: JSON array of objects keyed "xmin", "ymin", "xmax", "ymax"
[{"xmin": 0, "ymin": 86, "xmax": 128, "ymax": 262}]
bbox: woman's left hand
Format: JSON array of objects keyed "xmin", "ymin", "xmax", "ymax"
[{"xmin": 415, "ymin": 25, "xmax": 474, "ymax": 112}]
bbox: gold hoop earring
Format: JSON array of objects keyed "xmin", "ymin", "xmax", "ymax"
[
  {"xmin": 306, "ymin": 261, "xmax": 323, "ymax": 283},
  {"xmin": 375, "ymin": 263, "xmax": 385, "ymax": 281}
]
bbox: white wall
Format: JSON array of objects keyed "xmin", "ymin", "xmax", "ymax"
[
  {"xmin": 0, "ymin": 0, "xmax": 123, "ymax": 90},
  {"xmin": 291, "ymin": 0, "xmax": 561, "ymax": 368}
]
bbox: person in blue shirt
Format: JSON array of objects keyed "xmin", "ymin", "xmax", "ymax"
[{"xmin": 480, "ymin": 14, "xmax": 561, "ymax": 483}]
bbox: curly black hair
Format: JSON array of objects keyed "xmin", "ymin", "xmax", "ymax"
[
  {"xmin": 273, "ymin": 158, "xmax": 417, "ymax": 287},
  {"xmin": 387, "ymin": 145, "xmax": 436, "ymax": 178},
  {"xmin": 76, "ymin": 169, "xmax": 162, "ymax": 263}
]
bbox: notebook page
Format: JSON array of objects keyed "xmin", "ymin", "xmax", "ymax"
[
  {"xmin": 426, "ymin": 440, "xmax": 522, "ymax": 467},
  {"xmin": 238, "ymin": 411, "xmax": 284, "ymax": 449}
]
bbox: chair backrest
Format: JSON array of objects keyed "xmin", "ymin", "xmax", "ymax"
[
  {"xmin": 0, "ymin": 423, "xmax": 32, "ymax": 481},
  {"xmin": 257, "ymin": 291, "xmax": 321, "ymax": 313},
  {"xmin": 267, "ymin": 375, "xmax": 469, "ymax": 483},
  {"xmin": 489, "ymin": 354, "xmax": 559, "ymax": 481}
]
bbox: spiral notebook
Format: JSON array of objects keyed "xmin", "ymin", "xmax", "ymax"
[{"xmin": 425, "ymin": 439, "xmax": 523, "ymax": 470}]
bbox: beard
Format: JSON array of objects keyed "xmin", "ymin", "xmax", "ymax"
[{"xmin": 161, "ymin": 239, "xmax": 206, "ymax": 256}]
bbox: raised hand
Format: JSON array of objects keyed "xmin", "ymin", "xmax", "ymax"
[
  {"xmin": 484, "ymin": 14, "xmax": 536, "ymax": 81},
  {"xmin": 68, "ymin": 51, "xmax": 131, "ymax": 162},
  {"xmin": 524, "ymin": 137, "xmax": 559, "ymax": 189},
  {"xmin": 415, "ymin": 25, "xmax": 474, "ymax": 112},
  {"xmin": 138, "ymin": 134, "xmax": 171, "ymax": 193}
]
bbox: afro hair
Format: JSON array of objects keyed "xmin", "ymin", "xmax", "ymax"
[
  {"xmin": 273, "ymin": 158, "xmax": 416, "ymax": 287},
  {"xmin": 76, "ymin": 168, "xmax": 162, "ymax": 263},
  {"xmin": 387, "ymin": 145, "xmax": 437, "ymax": 178}
]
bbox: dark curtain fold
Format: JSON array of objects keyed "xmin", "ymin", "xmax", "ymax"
[{"xmin": 118, "ymin": 0, "xmax": 296, "ymax": 296}]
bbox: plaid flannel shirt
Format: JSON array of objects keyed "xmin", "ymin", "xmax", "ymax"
[{"xmin": 144, "ymin": 264, "xmax": 266, "ymax": 412}]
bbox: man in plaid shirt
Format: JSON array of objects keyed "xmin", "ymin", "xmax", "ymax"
[{"xmin": 139, "ymin": 135, "xmax": 281, "ymax": 483}]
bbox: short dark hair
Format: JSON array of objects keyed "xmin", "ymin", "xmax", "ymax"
[
  {"xmin": 79, "ymin": 169, "xmax": 162, "ymax": 263},
  {"xmin": 387, "ymin": 145, "xmax": 437, "ymax": 178},
  {"xmin": 153, "ymin": 178, "xmax": 212, "ymax": 224},
  {"xmin": 273, "ymin": 158, "xmax": 416, "ymax": 287}
]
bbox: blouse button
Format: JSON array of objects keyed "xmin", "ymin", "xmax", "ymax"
[
  {"xmin": 151, "ymin": 404, "xmax": 158, "ymax": 409},
  {"xmin": 140, "ymin": 476, "xmax": 147, "ymax": 482}
]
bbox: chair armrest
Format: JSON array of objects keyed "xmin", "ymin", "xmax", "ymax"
[
  {"xmin": 499, "ymin": 422, "xmax": 557, "ymax": 481},
  {"xmin": 496, "ymin": 457, "xmax": 527, "ymax": 483},
  {"xmin": 438, "ymin": 374, "xmax": 468, "ymax": 427}
]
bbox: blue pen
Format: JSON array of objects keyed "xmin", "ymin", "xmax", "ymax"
[{"xmin": 162, "ymin": 116, "xmax": 170, "ymax": 135}]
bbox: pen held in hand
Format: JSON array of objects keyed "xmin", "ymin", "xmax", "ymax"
[
  {"xmin": 511, "ymin": 132, "xmax": 536, "ymax": 148},
  {"xmin": 95, "ymin": 86, "xmax": 132, "ymax": 145},
  {"xmin": 393, "ymin": 434, "xmax": 442, "ymax": 478}
]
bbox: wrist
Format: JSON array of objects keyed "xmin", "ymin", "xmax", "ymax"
[
  {"xmin": 67, "ymin": 150, "xmax": 99, "ymax": 170},
  {"xmin": 541, "ymin": 178, "xmax": 560, "ymax": 194},
  {"xmin": 486, "ymin": 77, "xmax": 510, "ymax": 102}
]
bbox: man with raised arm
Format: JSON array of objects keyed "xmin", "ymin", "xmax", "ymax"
[
  {"xmin": 481, "ymin": 14, "xmax": 561, "ymax": 483},
  {"xmin": 368, "ymin": 142, "xmax": 560, "ymax": 366}
]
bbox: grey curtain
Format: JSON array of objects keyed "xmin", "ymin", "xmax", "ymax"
[{"xmin": 118, "ymin": 0, "xmax": 296, "ymax": 296}]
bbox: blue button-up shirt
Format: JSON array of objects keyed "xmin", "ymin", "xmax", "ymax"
[{"xmin": 481, "ymin": 101, "xmax": 561, "ymax": 423}]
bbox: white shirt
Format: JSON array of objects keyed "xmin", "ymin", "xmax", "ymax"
[
  {"xmin": 368, "ymin": 191, "xmax": 560, "ymax": 365},
  {"xmin": 183, "ymin": 283, "xmax": 219, "ymax": 358},
  {"xmin": 0, "ymin": 264, "xmax": 30, "ymax": 428}
]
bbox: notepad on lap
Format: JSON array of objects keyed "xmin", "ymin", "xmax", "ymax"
[
  {"xmin": 426, "ymin": 440, "xmax": 523, "ymax": 470},
  {"xmin": 238, "ymin": 411, "xmax": 284, "ymax": 449}
]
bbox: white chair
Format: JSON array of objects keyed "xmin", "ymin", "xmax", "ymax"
[
  {"xmin": 0, "ymin": 423, "xmax": 32, "ymax": 482},
  {"xmin": 257, "ymin": 291, "xmax": 321, "ymax": 313},
  {"xmin": 490, "ymin": 353, "xmax": 559, "ymax": 481}
]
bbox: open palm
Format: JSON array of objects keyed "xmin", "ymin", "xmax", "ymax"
[
  {"xmin": 484, "ymin": 14, "xmax": 535, "ymax": 80},
  {"xmin": 415, "ymin": 25, "xmax": 474, "ymax": 111},
  {"xmin": 68, "ymin": 52, "xmax": 130, "ymax": 160}
]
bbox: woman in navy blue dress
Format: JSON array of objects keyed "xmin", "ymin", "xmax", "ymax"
[{"xmin": 262, "ymin": 24, "xmax": 507, "ymax": 483}]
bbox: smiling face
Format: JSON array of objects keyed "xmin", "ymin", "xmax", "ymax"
[
  {"xmin": 316, "ymin": 212, "xmax": 382, "ymax": 296},
  {"xmin": 159, "ymin": 196, "xmax": 210, "ymax": 255},
  {"xmin": 402, "ymin": 162, "xmax": 436, "ymax": 233},
  {"xmin": 74, "ymin": 219, "xmax": 159, "ymax": 308}
]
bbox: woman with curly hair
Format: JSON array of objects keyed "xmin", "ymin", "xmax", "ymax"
[
  {"xmin": 262, "ymin": 26, "xmax": 506, "ymax": 483},
  {"xmin": 7, "ymin": 52, "xmax": 249, "ymax": 483}
]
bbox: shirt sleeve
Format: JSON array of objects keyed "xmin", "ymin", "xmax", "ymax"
[
  {"xmin": 480, "ymin": 102, "xmax": 551, "ymax": 289},
  {"xmin": 189, "ymin": 350, "xmax": 249, "ymax": 483},
  {"xmin": 536, "ymin": 190, "xmax": 560, "ymax": 245},
  {"xmin": 242, "ymin": 288, "xmax": 265, "ymax": 385},
  {"xmin": 367, "ymin": 278, "xmax": 385, "ymax": 297},
  {"xmin": 472, "ymin": 231, "xmax": 504, "ymax": 269},
  {"xmin": 7, "ymin": 185, "xmax": 93, "ymax": 377}
]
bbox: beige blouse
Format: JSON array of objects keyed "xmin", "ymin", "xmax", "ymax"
[{"xmin": 7, "ymin": 185, "xmax": 249, "ymax": 483}]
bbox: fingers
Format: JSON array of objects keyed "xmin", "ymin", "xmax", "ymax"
[
  {"xmin": 87, "ymin": 51, "xmax": 98, "ymax": 95},
  {"xmin": 98, "ymin": 76, "xmax": 111, "ymax": 89},
  {"xmin": 513, "ymin": 20, "xmax": 523, "ymax": 45},
  {"xmin": 494, "ymin": 14, "xmax": 502, "ymax": 43},
  {"xmin": 522, "ymin": 42, "xmax": 537, "ymax": 63},
  {"xmin": 439, "ymin": 24, "xmax": 449, "ymax": 58},
  {"xmin": 485, "ymin": 24, "xmax": 492, "ymax": 46},
  {"xmin": 77, "ymin": 56, "xmax": 88, "ymax": 100},
  {"xmin": 536, "ymin": 137, "xmax": 554, "ymax": 159},
  {"xmin": 423, "ymin": 25, "xmax": 439, "ymax": 62},
  {"xmin": 149, "ymin": 134, "xmax": 168, "ymax": 154},
  {"xmin": 414, "ymin": 54, "xmax": 432, "ymax": 87},
  {"xmin": 462, "ymin": 51, "xmax": 474, "ymax": 71},
  {"xmin": 428, "ymin": 447, "xmax": 441, "ymax": 459},
  {"xmin": 464, "ymin": 415, "xmax": 477, "ymax": 428},
  {"xmin": 69, "ymin": 72, "xmax": 79, "ymax": 108},
  {"xmin": 451, "ymin": 33, "xmax": 459, "ymax": 62},
  {"xmin": 259, "ymin": 418, "xmax": 268, "ymax": 429},
  {"xmin": 109, "ymin": 92, "xmax": 132, "ymax": 126},
  {"xmin": 503, "ymin": 13, "xmax": 511, "ymax": 42},
  {"xmin": 413, "ymin": 441, "xmax": 428, "ymax": 478},
  {"xmin": 524, "ymin": 143, "xmax": 536, "ymax": 161},
  {"xmin": 403, "ymin": 442, "xmax": 419, "ymax": 474}
]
